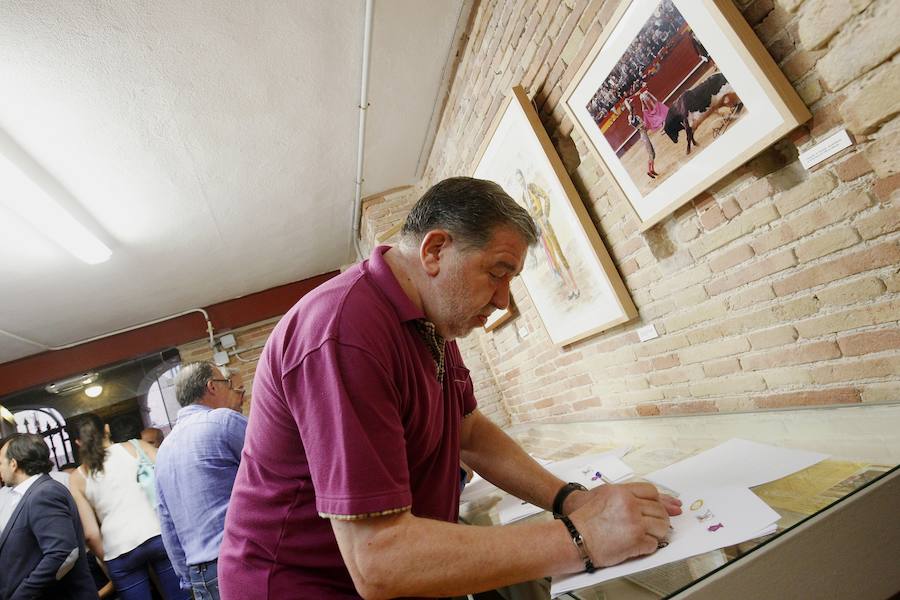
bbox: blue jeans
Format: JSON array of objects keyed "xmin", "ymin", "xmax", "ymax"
[
  {"xmin": 106, "ymin": 535, "xmax": 188, "ymax": 600},
  {"xmin": 188, "ymin": 560, "xmax": 220, "ymax": 600}
]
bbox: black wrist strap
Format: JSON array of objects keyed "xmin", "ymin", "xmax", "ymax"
[
  {"xmin": 559, "ymin": 515, "xmax": 596, "ymax": 573},
  {"xmin": 552, "ymin": 482, "xmax": 587, "ymax": 517}
]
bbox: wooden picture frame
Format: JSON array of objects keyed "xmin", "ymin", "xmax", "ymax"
[
  {"xmin": 473, "ymin": 86, "xmax": 637, "ymax": 347},
  {"xmin": 563, "ymin": 0, "xmax": 811, "ymax": 231}
]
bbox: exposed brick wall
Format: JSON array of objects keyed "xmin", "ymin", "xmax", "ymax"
[
  {"xmin": 359, "ymin": 185, "xmax": 421, "ymax": 255},
  {"xmin": 409, "ymin": 0, "xmax": 899, "ymax": 424},
  {"xmin": 177, "ymin": 317, "xmax": 280, "ymax": 416},
  {"xmin": 176, "ymin": 0, "xmax": 897, "ymax": 428}
]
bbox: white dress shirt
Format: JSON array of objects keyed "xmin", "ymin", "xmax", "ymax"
[
  {"xmin": 0, "ymin": 486, "xmax": 13, "ymax": 532},
  {"xmin": 0, "ymin": 474, "xmax": 40, "ymax": 534}
]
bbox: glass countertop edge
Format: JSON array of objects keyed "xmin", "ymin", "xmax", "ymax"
[{"xmin": 652, "ymin": 463, "xmax": 900, "ymax": 599}]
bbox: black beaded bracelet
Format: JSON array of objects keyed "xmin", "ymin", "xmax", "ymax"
[
  {"xmin": 559, "ymin": 515, "xmax": 596, "ymax": 573},
  {"xmin": 552, "ymin": 482, "xmax": 587, "ymax": 517}
]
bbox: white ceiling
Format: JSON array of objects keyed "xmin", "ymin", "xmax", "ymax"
[{"xmin": 0, "ymin": 1, "xmax": 468, "ymax": 364}]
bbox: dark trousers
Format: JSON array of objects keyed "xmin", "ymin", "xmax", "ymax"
[{"xmin": 106, "ymin": 535, "xmax": 188, "ymax": 600}]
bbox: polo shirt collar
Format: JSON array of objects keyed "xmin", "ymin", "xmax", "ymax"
[{"xmin": 366, "ymin": 245, "xmax": 425, "ymax": 323}]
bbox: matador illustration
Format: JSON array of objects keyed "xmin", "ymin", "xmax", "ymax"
[{"xmin": 515, "ymin": 169, "xmax": 580, "ymax": 300}]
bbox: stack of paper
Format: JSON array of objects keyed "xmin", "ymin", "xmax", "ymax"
[
  {"xmin": 549, "ymin": 438, "xmax": 829, "ymax": 597},
  {"xmin": 499, "ymin": 451, "xmax": 633, "ymax": 524},
  {"xmin": 644, "ymin": 438, "xmax": 828, "ymax": 494}
]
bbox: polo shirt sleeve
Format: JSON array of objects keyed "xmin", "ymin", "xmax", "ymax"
[{"xmin": 284, "ymin": 339, "xmax": 411, "ymax": 520}]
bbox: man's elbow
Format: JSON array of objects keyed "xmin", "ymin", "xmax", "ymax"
[
  {"xmin": 345, "ymin": 552, "xmax": 398, "ymax": 600},
  {"xmin": 333, "ymin": 511, "xmax": 414, "ymax": 599}
]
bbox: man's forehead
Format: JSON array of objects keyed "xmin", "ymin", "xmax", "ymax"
[
  {"xmin": 483, "ymin": 229, "xmax": 528, "ymax": 266},
  {"xmin": 491, "ymin": 258, "xmax": 524, "ymax": 276}
]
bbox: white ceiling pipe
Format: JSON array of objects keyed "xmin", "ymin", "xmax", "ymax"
[
  {"xmin": 0, "ymin": 307, "xmax": 217, "ymax": 352},
  {"xmin": 351, "ymin": 0, "xmax": 375, "ymax": 261}
]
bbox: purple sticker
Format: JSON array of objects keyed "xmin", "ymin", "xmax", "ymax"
[
  {"xmin": 591, "ymin": 471, "xmax": 603, "ymax": 481},
  {"xmin": 708, "ymin": 523, "xmax": 724, "ymax": 532}
]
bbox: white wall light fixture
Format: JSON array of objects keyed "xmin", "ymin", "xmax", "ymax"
[
  {"xmin": 0, "ymin": 143, "xmax": 111, "ymax": 265},
  {"xmin": 84, "ymin": 384, "xmax": 103, "ymax": 398}
]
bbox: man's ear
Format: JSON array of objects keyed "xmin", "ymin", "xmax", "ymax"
[{"xmin": 419, "ymin": 230, "xmax": 452, "ymax": 277}]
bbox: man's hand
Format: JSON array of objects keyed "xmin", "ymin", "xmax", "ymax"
[
  {"xmin": 563, "ymin": 485, "xmax": 682, "ymax": 517},
  {"xmin": 567, "ymin": 483, "xmax": 682, "ymax": 567}
]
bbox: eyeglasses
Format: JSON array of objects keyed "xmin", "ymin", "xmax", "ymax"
[{"xmin": 210, "ymin": 378, "xmax": 246, "ymax": 398}]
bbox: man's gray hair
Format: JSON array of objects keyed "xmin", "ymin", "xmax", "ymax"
[
  {"xmin": 401, "ymin": 177, "xmax": 538, "ymax": 250},
  {"xmin": 175, "ymin": 362, "xmax": 216, "ymax": 407}
]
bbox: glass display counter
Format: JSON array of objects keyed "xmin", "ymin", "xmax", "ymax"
[{"xmin": 459, "ymin": 403, "xmax": 900, "ymax": 599}]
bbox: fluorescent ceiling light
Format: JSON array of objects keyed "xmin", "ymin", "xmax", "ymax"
[{"xmin": 0, "ymin": 152, "xmax": 111, "ymax": 264}]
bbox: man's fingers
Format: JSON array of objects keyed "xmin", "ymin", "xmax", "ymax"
[
  {"xmin": 660, "ymin": 493, "xmax": 682, "ymax": 506},
  {"xmin": 660, "ymin": 494, "xmax": 683, "ymax": 516},
  {"xmin": 642, "ymin": 513, "xmax": 672, "ymax": 541},
  {"xmin": 638, "ymin": 498, "xmax": 669, "ymax": 520},
  {"xmin": 623, "ymin": 482, "xmax": 661, "ymax": 500}
]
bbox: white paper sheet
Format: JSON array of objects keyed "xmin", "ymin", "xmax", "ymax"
[
  {"xmin": 499, "ymin": 454, "xmax": 634, "ymax": 524},
  {"xmin": 645, "ymin": 438, "xmax": 828, "ymax": 495},
  {"xmin": 550, "ymin": 486, "xmax": 780, "ymax": 597}
]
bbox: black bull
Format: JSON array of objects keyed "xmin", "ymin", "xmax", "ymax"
[{"xmin": 664, "ymin": 72, "xmax": 742, "ymax": 155}]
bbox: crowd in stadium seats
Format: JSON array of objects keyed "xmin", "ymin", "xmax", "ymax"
[{"xmin": 587, "ymin": 1, "xmax": 684, "ymax": 124}]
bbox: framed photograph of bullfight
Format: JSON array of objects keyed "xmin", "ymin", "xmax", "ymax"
[
  {"xmin": 563, "ymin": 0, "xmax": 811, "ymax": 231},
  {"xmin": 473, "ymin": 86, "xmax": 637, "ymax": 347}
]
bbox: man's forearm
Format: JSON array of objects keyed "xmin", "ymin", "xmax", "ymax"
[
  {"xmin": 333, "ymin": 510, "xmax": 582, "ymax": 599},
  {"xmin": 460, "ymin": 411, "xmax": 567, "ymax": 511}
]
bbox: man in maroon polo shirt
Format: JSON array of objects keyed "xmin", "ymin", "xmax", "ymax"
[{"xmin": 219, "ymin": 177, "xmax": 681, "ymax": 599}]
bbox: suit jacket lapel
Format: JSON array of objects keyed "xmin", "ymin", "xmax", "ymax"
[{"xmin": 0, "ymin": 473, "xmax": 50, "ymax": 552}]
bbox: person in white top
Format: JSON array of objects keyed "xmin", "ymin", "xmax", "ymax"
[{"xmin": 69, "ymin": 414, "xmax": 188, "ymax": 600}]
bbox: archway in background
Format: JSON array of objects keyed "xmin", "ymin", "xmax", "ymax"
[
  {"xmin": 141, "ymin": 363, "xmax": 183, "ymax": 436},
  {"xmin": 14, "ymin": 407, "xmax": 76, "ymax": 470}
]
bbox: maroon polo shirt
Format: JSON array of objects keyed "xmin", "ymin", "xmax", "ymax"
[{"xmin": 219, "ymin": 246, "xmax": 477, "ymax": 599}]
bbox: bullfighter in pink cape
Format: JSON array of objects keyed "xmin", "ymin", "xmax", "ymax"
[{"xmin": 639, "ymin": 90, "xmax": 669, "ymax": 132}]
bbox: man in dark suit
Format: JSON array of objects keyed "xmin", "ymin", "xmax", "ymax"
[{"xmin": 0, "ymin": 434, "xmax": 98, "ymax": 600}]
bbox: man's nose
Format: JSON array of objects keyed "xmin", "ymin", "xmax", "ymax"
[{"xmin": 491, "ymin": 281, "xmax": 511, "ymax": 310}]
